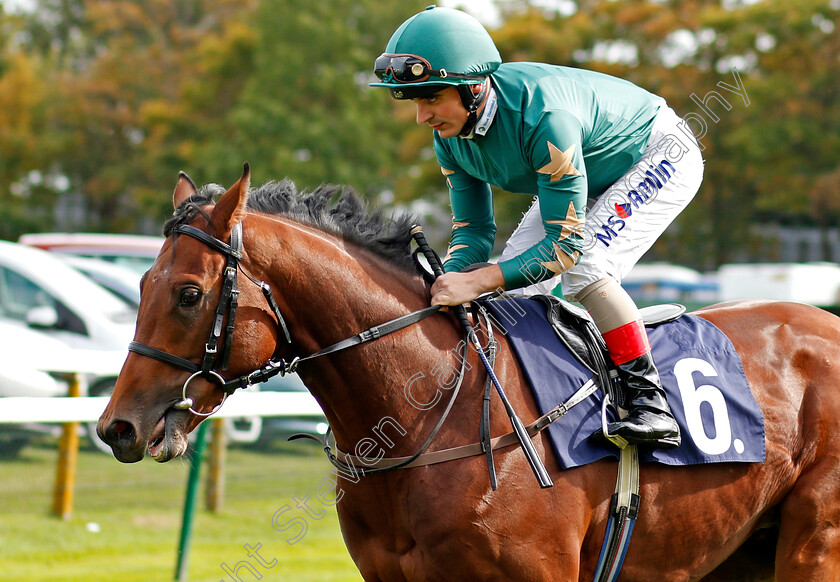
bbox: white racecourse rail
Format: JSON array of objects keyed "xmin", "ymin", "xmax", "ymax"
[
  {"xmin": 0, "ymin": 347, "xmax": 324, "ymax": 424},
  {"xmin": 0, "ymin": 391, "xmax": 325, "ymax": 424}
]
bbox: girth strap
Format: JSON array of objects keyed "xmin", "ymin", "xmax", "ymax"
[
  {"xmin": 593, "ymin": 445, "xmax": 640, "ymax": 582},
  {"xmin": 329, "ymin": 376, "xmax": 599, "ymax": 471}
]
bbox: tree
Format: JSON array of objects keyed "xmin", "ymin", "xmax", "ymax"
[
  {"xmin": 2, "ymin": 0, "xmax": 837, "ymax": 268},
  {"xmin": 2, "ymin": 0, "xmax": 255, "ymax": 236},
  {"xmin": 471, "ymin": 0, "xmax": 840, "ymax": 267},
  {"xmin": 139, "ymin": 0, "xmax": 428, "ymax": 211},
  {"xmin": 0, "ymin": 7, "xmax": 53, "ymax": 239}
]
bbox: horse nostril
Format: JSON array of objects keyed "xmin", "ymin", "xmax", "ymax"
[{"xmin": 103, "ymin": 419, "xmax": 137, "ymax": 448}]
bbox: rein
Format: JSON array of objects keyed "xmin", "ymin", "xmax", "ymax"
[
  {"xmin": 327, "ymin": 376, "xmax": 599, "ymax": 473},
  {"xmin": 127, "ymin": 220, "xmax": 583, "ymax": 485},
  {"xmin": 126, "ymin": 220, "xmax": 461, "ymax": 431}
]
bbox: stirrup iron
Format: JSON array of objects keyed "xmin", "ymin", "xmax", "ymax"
[{"xmin": 600, "ymin": 394, "xmax": 629, "ymax": 450}]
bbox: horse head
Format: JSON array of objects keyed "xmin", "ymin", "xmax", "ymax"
[{"xmin": 97, "ymin": 164, "xmax": 281, "ymax": 463}]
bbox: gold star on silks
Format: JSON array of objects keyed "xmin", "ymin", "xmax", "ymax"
[
  {"xmin": 538, "ymin": 201, "xmax": 584, "ymax": 275},
  {"xmin": 540, "ymin": 245, "xmax": 581, "ymax": 276},
  {"xmin": 544, "ymin": 201, "xmax": 584, "ymax": 241},
  {"xmin": 442, "ymin": 244, "xmax": 468, "ymax": 263},
  {"xmin": 441, "ymin": 167, "xmax": 455, "ymax": 189},
  {"xmin": 452, "ymin": 221, "xmax": 470, "ymax": 230},
  {"xmin": 537, "ymin": 142, "xmax": 582, "ymax": 182}
]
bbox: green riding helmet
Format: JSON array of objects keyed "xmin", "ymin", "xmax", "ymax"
[{"xmin": 371, "ymin": 5, "xmax": 502, "ymax": 101}]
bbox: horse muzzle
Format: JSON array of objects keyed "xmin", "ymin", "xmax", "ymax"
[{"xmin": 97, "ymin": 407, "xmax": 192, "ymax": 463}]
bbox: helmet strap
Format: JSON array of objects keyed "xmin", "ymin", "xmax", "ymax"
[{"xmin": 457, "ymin": 80, "xmax": 489, "ymax": 138}]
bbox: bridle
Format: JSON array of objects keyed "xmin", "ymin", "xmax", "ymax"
[
  {"xmin": 127, "ymin": 221, "xmax": 450, "ymax": 421},
  {"xmin": 127, "ymin": 219, "xmax": 570, "ymax": 484},
  {"xmin": 128, "ymin": 219, "xmax": 468, "ymax": 475},
  {"xmin": 128, "ymin": 222, "xmax": 294, "ymax": 415}
]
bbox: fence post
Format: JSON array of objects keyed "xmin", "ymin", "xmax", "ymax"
[
  {"xmin": 52, "ymin": 373, "xmax": 81, "ymax": 520},
  {"xmin": 174, "ymin": 420, "xmax": 209, "ymax": 581},
  {"xmin": 206, "ymin": 418, "xmax": 226, "ymax": 513}
]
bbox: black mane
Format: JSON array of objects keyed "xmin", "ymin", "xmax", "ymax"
[{"xmin": 164, "ymin": 179, "xmax": 419, "ymax": 272}]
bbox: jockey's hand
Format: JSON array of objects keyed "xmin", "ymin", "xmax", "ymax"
[{"xmin": 430, "ymin": 265, "xmax": 505, "ymax": 306}]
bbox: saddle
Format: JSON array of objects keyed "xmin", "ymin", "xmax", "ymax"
[{"xmin": 480, "ymin": 294, "xmax": 686, "ymax": 408}]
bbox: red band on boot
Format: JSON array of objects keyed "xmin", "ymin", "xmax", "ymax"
[{"xmin": 602, "ymin": 319, "xmax": 650, "ymax": 365}]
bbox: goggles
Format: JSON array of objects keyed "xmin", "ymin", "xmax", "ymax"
[{"xmin": 374, "ymin": 53, "xmax": 484, "ymax": 84}]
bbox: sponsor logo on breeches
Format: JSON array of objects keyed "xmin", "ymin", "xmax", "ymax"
[{"xmin": 588, "ymin": 158, "xmax": 676, "ymax": 248}]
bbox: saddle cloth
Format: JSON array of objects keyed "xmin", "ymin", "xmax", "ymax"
[{"xmin": 482, "ymin": 297, "xmax": 766, "ymax": 470}]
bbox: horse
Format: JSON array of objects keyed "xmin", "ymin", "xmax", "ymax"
[{"xmin": 98, "ymin": 165, "xmax": 840, "ymax": 581}]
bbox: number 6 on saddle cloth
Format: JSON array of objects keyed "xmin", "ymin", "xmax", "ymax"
[{"xmin": 480, "ymin": 295, "xmax": 765, "ymax": 470}]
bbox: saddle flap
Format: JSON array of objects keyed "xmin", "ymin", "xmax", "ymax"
[
  {"xmin": 515, "ymin": 297, "xmax": 686, "ymax": 373},
  {"xmin": 530, "ymin": 295, "xmax": 606, "ymax": 374},
  {"xmin": 481, "ymin": 296, "xmax": 765, "ymax": 471}
]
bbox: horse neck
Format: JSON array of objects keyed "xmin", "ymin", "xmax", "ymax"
[{"xmin": 246, "ymin": 215, "xmax": 462, "ymax": 450}]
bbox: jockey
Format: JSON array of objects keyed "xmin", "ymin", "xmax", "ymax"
[{"xmin": 371, "ymin": 6, "xmax": 704, "ymax": 449}]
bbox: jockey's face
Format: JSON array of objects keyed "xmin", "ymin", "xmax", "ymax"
[{"xmin": 413, "ymin": 87, "xmax": 468, "ymax": 138}]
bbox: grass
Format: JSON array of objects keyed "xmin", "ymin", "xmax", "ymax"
[{"xmin": 0, "ymin": 436, "xmax": 363, "ymax": 582}]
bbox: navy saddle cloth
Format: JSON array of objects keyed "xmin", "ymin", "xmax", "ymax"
[{"xmin": 482, "ymin": 297, "xmax": 765, "ymax": 470}]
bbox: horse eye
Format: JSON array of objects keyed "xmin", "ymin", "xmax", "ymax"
[{"xmin": 179, "ymin": 288, "xmax": 201, "ymax": 306}]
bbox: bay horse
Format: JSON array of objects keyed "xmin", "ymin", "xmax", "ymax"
[{"xmin": 98, "ymin": 165, "xmax": 840, "ymax": 581}]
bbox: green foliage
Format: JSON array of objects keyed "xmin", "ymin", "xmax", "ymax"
[
  {"xmin": 184, "ymin": 0, "xmax": 428, "ymax": 191},
  {"xmin": 0, "ymin": 0, "xmax": 837, "ymax": 267},
  {"xmin": 486, "ymin": 0, "xmax": 840, "ymax": 267}
]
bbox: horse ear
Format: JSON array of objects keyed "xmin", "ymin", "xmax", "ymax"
[
  {"xmin": 173, "ymin": 172, "xmax": 199, "ymax": 209},
  {"xmin": 212, "ymin": 163, "xmax": 250, "ymax": 235}
]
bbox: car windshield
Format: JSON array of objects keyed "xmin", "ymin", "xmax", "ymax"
[
  {"xmin": 0, "ymin": 261, "xmax": 135, "ymax": 324},
  {"xmin": 68, "ymin": 253, "xmax": 156, "ymax": 276},
  {"xmin": 61, "ymin": 271, "xmax": 137, "ymax": 322}
]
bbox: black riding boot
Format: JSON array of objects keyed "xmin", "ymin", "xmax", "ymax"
[{"xmin": 606, "ymin": 352, "xmax": 681, "ymax": 449}]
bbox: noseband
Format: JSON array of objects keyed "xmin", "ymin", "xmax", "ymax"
[{"xmin": 128, "ymin": 221, "xmax": 445, "ymax": 418}]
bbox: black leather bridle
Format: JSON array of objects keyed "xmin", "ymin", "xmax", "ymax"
[
  {"xmin": 127, "ymin": 222, "xmax": 294, "ymax": 415},
  {"xmin": 127, "ymin": 221, "xmax": 444, "ymax": 417}
]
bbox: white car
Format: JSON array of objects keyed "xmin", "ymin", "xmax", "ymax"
[
  {"xmin": 0, "ymin": 319, "xmax": 127, "ymax": 457},
  {"xmin": 0, "ymin": 240, "xmax": 138, "ymax": 452},
  {"xmin": 0, "ymin": 240, "xmax": 318, "ymax": 452},
  {"xmin": 57, "ymin": 255, "xmax": 142, "ymax": 308},
  {"xmin": 18, "ymin": 232, "xmax": 163, "ymax": 275},
  {"xmin": 0, "ymin": 239, "xmax": 137, "ymax": 352},
  {"xmin": 0, "ymin": 321, "xmax": 70, "ymax": 399}
]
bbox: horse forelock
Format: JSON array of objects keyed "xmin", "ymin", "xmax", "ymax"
[
  {"xmin": 163, "ymin": 179, "xmax": 419, "ymax": 273},
  {"xmin": 163, "ymin": 190, "xmax": 216, "ymax": 237}
]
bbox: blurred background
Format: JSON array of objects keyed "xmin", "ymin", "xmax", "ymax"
[{"xmin": 0, "ymin": 0, "xmax": 838, "ymax": 580}]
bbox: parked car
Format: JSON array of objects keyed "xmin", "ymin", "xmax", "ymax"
[
  {"xmin": 0, "ymin": 322, "xmax": 71, "ymax": 398},
  {"xmin": 19, "ymin": 232, "xmax": 163, "ymax": 275},
  {"xmin": 621, "ymin": 262, "xmax": 718, "ymax": 309},
  {"xmin": 57, "ymin": 255, "xmax": 141, "ymax": 309},
  {"xmin": 0, "ymin": 240, "xmax": 138, "ymax": 454},
  {"xmin": 1, "ymin": 239, "xmax": 325, "ymax": 452},
  {"xmin": 0, "ymin": 240, "xmax": 136, "ymax": 351}
]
